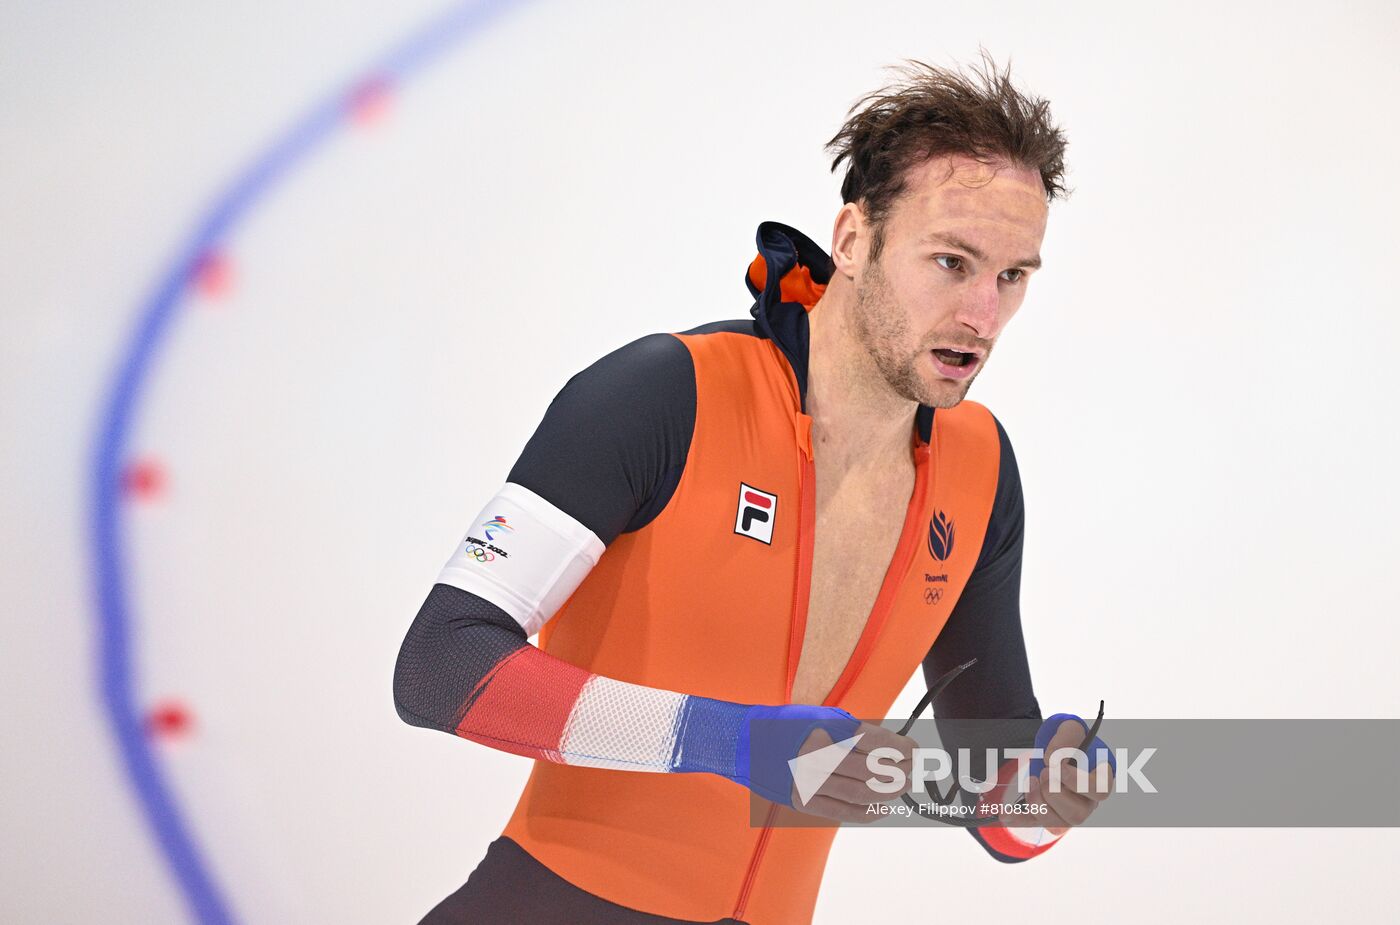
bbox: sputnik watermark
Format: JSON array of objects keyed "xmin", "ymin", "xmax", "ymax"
[
  {"xmin": 770, "ymin": 719, "xmax": 1400, "ymax": 827},
  {"xmin": 788, "ymin": 742, "xmax": 1157, "ymax": 809},
  {"xmin": 863, "ymin": 746, "xmax": 1156, "ymax": 795}
]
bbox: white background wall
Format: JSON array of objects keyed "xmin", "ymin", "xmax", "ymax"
[{"xmin": 2, "ymin": 1, "xmax": 1397, "ymax": 921}]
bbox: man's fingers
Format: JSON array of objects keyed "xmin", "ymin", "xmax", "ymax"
[
  {"xmin": 1033, "ymin": 767, "xmax": 1099, "ymax": 830},
  {"xmin": 1043, "ymin": 785, "xmax": 1096, "ymax": 827},
  {"xmin": 1052, "ymin": 744, "xmax": 1114, "ymax": 800},
  {"xmin": 846, "ymin": 721, "xmax": 916, "ymax": 758},
  {"xmin": 799, "ymin": 722, "xmax": 915, "ymax": 787},
  {"xmin": 810, "ymin": 767, "xmax": 897, "ymax": 806},
  {"xmin": 787, "ymin": 723, "xmax": 920, "ymax": 814},
  {"xmin": 1043, "ymin": 721, "xmax": 1114, "ymax": 804},
  {"xmin": 1062, "ymin": 762, "xmax": 1114, "ymax": 802},
  {"xmin": 1012, "ymin": 776, "xmax": 1072, "ymax": 832}
]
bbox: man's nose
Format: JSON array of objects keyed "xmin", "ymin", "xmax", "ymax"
[{"xmin": 953, "ymin": 277, "xmax": 1002, "ymax": 340}]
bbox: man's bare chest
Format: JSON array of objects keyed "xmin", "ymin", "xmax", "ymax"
[{"xmin": 789, "ymin": 459, "xmax": 916, "ymax": 704}]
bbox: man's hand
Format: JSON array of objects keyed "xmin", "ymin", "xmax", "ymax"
[
  {"xmin": 787, "ymin": 721, "xmax": 918, "ymax": 823},
  {"xmin": 1005, "ymin": 716, "xmax": 1114, "ymax": 835}
]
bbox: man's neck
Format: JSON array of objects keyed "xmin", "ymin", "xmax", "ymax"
[{"xmin": 805, "ymin": 289, "xmax": 918, "ymax": 473}]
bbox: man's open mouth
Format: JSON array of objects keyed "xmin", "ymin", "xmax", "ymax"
[{"xmin": 931, "ymin": 348, "xmax": 977, "ymax": 368}]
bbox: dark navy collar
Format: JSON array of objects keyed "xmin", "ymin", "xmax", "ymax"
[{"xmin": 744, "ymin": 221, "xmax": 935, "ymax": 445}]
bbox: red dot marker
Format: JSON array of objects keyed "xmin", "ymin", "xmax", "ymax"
[
  {"xmin": 122, "ymin": 458, "xmax": 167, "ymax": 500},
  {"xmin": 146, "ymin": 699, "xmax": 195, "ymax": 740},
  {"xmin": 192, "ymin": 250, "xmax": 232, "ymax": 299},
  {"xmin": 350, "ymin": 76, "xmax": 392, "ymax": 126}
]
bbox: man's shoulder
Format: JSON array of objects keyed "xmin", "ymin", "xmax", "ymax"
[
  {"xmin": 561, "ymin": 330, "xmax": 693, "ymax": 398},
  {"xmin": 936, "ymin": 399, "xmax": 1005, "ymax": 446},
  {"xmin": 936, "ymin": 401, "xmax": 1021, "ymax": 511},
  {"xmin": 570, "ymin": 317, "xmax": 759, "ymax": 384},
  {"xmin": 675, "ymin": 317, "xmax": 760, "ymax": 338}
]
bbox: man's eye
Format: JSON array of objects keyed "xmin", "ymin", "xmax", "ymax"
[
  {"xmin": 934, "ymin": 255, "xmax": 963, "ymax": 271},
  {"xmin": 999, "ymin": 268, "xmax": 1025, "ymax": 283}
]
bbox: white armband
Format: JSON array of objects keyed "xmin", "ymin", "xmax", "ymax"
[{"xmin": 436, "ymin": 482, "xmax": 605, "ymax": 637}]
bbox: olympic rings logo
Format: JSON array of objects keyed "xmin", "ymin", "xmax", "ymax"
[{"xmin": 464, "ymin": 543, "xmax": 495, "ymax": 563}]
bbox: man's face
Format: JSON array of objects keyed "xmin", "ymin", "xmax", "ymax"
[{"xmin": 850, "ymin": 153, "xmax": 1049, "ymax": 409}]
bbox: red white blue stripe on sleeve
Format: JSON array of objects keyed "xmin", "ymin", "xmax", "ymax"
[{"xmin": 451, "ymin": 635, "xmax": 856, "ymax": 806}]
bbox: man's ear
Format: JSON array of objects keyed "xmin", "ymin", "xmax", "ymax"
[{"xmin": 830, "ymin": 202, "xmax": 867, "ymax": 281}]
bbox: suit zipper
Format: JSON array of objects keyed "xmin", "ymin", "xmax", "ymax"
[
  {"xmin": 734, "ymin": 429, "xmax": 816, "ymax": 922},
  {"xmin": 732, "ymin": 422, "xmax": 934, "ymax": 920}
]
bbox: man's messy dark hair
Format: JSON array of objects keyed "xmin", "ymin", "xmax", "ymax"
[{"xmin": 826, "ymin": 50, "xmax": 1069, "ymax": 261}]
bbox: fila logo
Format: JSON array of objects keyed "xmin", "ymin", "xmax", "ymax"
[{"xmin": 734, "ymin": 483, "xmax": 777, "ymax": 545}]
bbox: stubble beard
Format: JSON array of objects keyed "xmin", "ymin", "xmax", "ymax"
[{"xmin": 851, "ymin": 253, "xmax": 978, "ymax": 410}]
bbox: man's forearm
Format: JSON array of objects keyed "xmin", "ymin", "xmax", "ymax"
[{"xmin": 393, "ymin": 583, "xmax": 856, "ymax": 802}]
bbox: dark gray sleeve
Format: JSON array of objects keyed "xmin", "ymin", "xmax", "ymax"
[
  {"xmin": 921, "ymin": 416, "xmax": 1045, "ymax": 862},
  {"xmin": 395, "ymin": 333, "xmax": 697, "ymax": 735},
  {"xmin": 393, "ymin": 584, "xmax": 528, "ymax": 733},
  {"xmin": 506, "ymin": 331, "xmax": 696, "ymax": 545},
  {"xmin": 921, "ymin": 415, "xmax": 1041, "ymax": 727}
]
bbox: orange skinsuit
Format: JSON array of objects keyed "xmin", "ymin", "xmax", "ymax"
[{"xmin": 498, "ymin": 223, "xmax": 1007, "ymax": 923}]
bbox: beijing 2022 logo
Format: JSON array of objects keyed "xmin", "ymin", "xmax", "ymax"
[
  {"xmin": 927, "ymin": 510, "xmax": 955, "ymax": 561},
  {"xmin": 465, "ymin": 515, "xmax": 513, "ymax": 563},
  {"xmin": 482, "ymin": 515, "xmax": 512, "ymax": 541}
]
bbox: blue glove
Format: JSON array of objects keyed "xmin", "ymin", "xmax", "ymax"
[
  {"xmin": 1028, "ymin": 712, "xmax": 1116, "ymax": 779},
  {"xmin": 710, "ymin": 703, "xmax": 860, "ymax": 805}
]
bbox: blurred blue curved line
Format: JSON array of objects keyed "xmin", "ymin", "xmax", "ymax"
[{"xmin": 87, "ymin": 1, "xmax": 523, "ymax": 921}]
